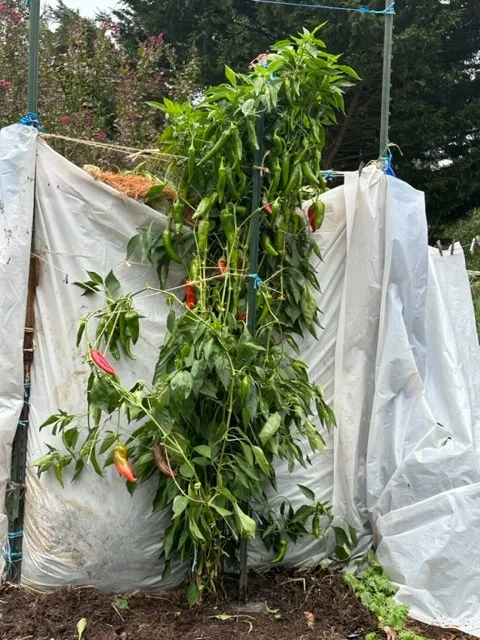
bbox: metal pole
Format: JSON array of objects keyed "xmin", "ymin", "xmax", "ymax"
[
  {"xmin": 239, "ymin": 110, "xmax": 265, "ymax": 603},
  {"xmin": 247, "ymin": 111, "xmax": 265, "ymax": 335},
  {"xmin": 6, "ymin": 0, "xmax": 42, "ymax": 581},
  {"xmin": 27, "ymin": 0, "xmax": 41, "ymax": 114},
  {"xmin": 379, "ymin": 0, "xmax": 394, "ymax": 156}
]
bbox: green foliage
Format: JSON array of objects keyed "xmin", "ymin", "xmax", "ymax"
[
  {"xmin": 439, "ymin": 208, "xmax": 480, "ymax": 337},
  {"xmin": 345, "ymin": 553, "xmax": 429, "ymax": 640},
  {"xmin": 114, "ymin": 0, "xmax": 480, "ymax": 224},
  {"xmin": 0, "ymin": 1, "xmax": 201, "ymax": 167},
  {"xmin": 36, "ymin": 26, "xmax": 355, "ymax": 602}
]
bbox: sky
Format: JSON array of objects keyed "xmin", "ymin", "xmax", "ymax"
[{"xmin": 45, "ymin": 0, "xmax": 118, "ymax": 17}]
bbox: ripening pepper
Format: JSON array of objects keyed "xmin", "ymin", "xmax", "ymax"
[
  {"xmin": 113, "ymin": 444, "xmax": 137, "ymax": 483},
  {"xmin": 185, "ymin": 281, "xmax": 197, "ymax": 309},
  {"xmin": 90, "ymin": 349, "xmax": 116, "ymax": 376}
]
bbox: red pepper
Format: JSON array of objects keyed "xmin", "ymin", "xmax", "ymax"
[
  {"xmin": 264, "ymin": 203, "xmax": 273, "ymax": 215},
  {"xmin": 218, "ymin": 257, "xmax": 227, "ymax": 276},
  {"xmin": 237, "ymin": 311, "xmax": 247, "ymax": 322},
  {"xmin": 185, "ymin": 281, "xmax": 197, "ymax": 309},
  {"xmin": 153, "ymin": 444, "xmax": 177, "ymax": 477},
  {"xmin": 308, "ymin": 206, "xmax": 317, "ymax": 232},
  {"xmin": 90, "ymin": 349, "xmax": 116, "ymax": 376},
  {"xmin": 113, "ymin": 444, "xmax": 137, "ymax": 483}
]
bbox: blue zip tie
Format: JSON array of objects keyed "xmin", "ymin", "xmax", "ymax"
[
  {"xmin": 380, "ymin": 148, "xmax": 396, "ymax": 176},
  {"xmin": 249, "ymin": 0, "xmax": 395, "ymax": 14},
  {"xmin": 19, "ymin": 112, "xmax": 45, "ymax": 132},
  {"xmin": 7, "ymin": 531, "xmax": 24, "ymax": 540},
  {"xmin": 18, "ymin": 420, "xmax": 28, "ymax": 427},
  {"xmin": 250, "ymin": 273, "xmax": 263, "ymax": 289}
]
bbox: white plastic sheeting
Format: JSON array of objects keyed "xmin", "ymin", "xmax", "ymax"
[
  {"xmin": 0, "ymin": 125, "xmax": 37, "ymax": 576},
  {"xmin": 1, "ymin": 127, "xmax": 480, "ymax": 634}
]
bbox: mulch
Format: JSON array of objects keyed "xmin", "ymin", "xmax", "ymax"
[{"xmin": 0, "ymin": 569, "xmax": 474, "ymax": 640}]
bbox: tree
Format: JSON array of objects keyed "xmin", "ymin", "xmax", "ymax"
[{"xmin": 114, "ymin": 0, "xmax": 480, "ymax": 226}]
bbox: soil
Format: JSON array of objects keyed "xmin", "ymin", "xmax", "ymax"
[{"xmin": 0, "ymin": 570, "xmax": 474, "ymax": 640}]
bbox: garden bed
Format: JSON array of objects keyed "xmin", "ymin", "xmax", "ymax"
[{"xmin": 0, "ymin": 570, "xmax": 473, "ymax": 640}]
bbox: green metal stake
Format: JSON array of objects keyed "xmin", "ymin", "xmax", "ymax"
[
  {"xmin": 6, "ymin": 0, "xmax": 41, "ymax": 582},
  {"xmin": 239, "ymin": 110, "xmax": 265, "ymax": 604},
  {"xmin": 27, "ymin": 0, "xmax": 41, "ymax": 114},
  {"xmin": 379, "ymin": 0, "xmax": 394, "ymax": 156},
  {"xmin": 247, "ymin": 111, "xmax": 265, "ymax": 335}
]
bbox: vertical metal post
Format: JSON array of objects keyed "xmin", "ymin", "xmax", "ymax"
[
  {"xmin": 6, "ymin": 0, "xmax": 41, "ymax": 581},
  {"xmin": 246, "ymin": 111, "xmax": 265, "ymax": 335},
  {"xmin": 239, "ymin": 110, "xmax": 265, "ymax": 603},
  {"xmin": 7, "ymin": 256, "xmax": 39, "ymax": 581},
  {"xmin": 27, "ymin": 0, "xmax": 41, "ymax": 114},
  {"xmin": 379, "ymin": 0, "xmax": 394, "ymax": 156}
]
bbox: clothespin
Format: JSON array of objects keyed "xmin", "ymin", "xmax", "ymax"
[
  {"xmin": 450, "ymin": 239, "xmax": 455, "ymax": 255},
  {"xmin": 358, "ymin": 161, "xmax": 365, "ymax": 177},
  {"xmin": 470, "ymin": 236, "xmax": 480, "ymax": 254},
  {"xmin": 436, "ymin": 240, "xmax": 443, "ymax": 257}
]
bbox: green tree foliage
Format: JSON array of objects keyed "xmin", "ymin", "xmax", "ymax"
[{"xmin": 114, "ymin": 0, "xmax": 480, "ymax": 225}]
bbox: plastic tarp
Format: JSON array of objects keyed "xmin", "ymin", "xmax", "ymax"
[
  {"xmin": 1, "ymin": 127, "xmax": 480, "ymax": 634},
  {"xmin": 0, "ymin": 125, "xmax": 37, "ymax": 576}
]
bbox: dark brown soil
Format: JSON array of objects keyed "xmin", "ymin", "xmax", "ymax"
[{"xmin": 0, "ymin": 570, "xmax": 474, "ymax": 640}]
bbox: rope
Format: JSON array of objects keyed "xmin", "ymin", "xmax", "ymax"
[
  {"xmin": 40, "ymin": 133, "xmax": 187, "ymax": 161},
  {"xmin": 249, "ymin": 0, "xmax": 395, "ymax": 14}
]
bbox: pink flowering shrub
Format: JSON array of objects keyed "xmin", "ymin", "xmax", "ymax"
[{"xmin": 0, "ymin": 1, "xmax": 200, "ymax": 167}]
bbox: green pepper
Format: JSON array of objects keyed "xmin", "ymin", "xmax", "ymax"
[
  {"xmin": 312, "ymin": 200, "xmax": 325, "ymax": 230},
  {"xmin": 271, "ymin": 198, "xmax": 281, "ymax": 225},
  {"xmin": 119, "ymin": 308, "xmax": 127, "ymax": 347},
  {"xmin": 198, "ymin": 219, "xmax": 210, "ymax": 255},
  {"xmin": 162, "ymin": 227, "xmax": 182, "ymax": 264},
  {"xmin": 229, "ymin": 248, "xmax": 239, "ymax": 271},
  {"xmin": 188, "ymin": 142, "xmax": 196, "ymax": 181},
  {"xmin": 247, "ymin": 115, "xmax": 259, "ymax": 151},
  {"xmin": 272, "ymin": 130, "xmax": 283, "ymax": 153},
  {"xmin": 301, "ymin": 161, "xmax": 319, "ymax": 185},
  {"xmin": 271, "ymin": 538, "xmax": 287, "ymax": 564},
  {"xmin": 198, "ymin": 126, "xmax": 232, "ymax": 167},
  {"xmin": 225, "ymin": 165, "xmax": 238, "ymax": 199},
  {"xmin": 274, "ymin": 219, "xmax": 289, "ymax": 253},
  {"xmin": 192, "ymin": 193, "xmax": 217, "ymax": 221},
  {"xmin": 190, "ymin": 256, "xmax": 200, "ymax": 281},
  {"xmin": 122, "ymin": 336, "xmax": 135, "ymax": 360},
  {"xmin": 232, "ymin": 125, "xmax": 243, "ymax": 162},
  {"xmin": 220, "ymin": 209, "xmax": 235, "ymax": 247},
  {"xmin": 258, "ymin": 293, "xmax": 272, "ymax": 324},
  {"xmin": 286, "ymin": 163, "xmax": 303, "ymax": 193},
  {"xmin": 262, "ymin": 234, "xmax": 279, "ymax": 257},
  {"xmin": 312, "ymin": 514, "xmax": 321, "ymax": 539},
  {"xmin": 240, "ymin": 376, "xmax": 249, "ymax": 405},
  {"xmin": 268, "ymin": 158, "xmax": 282, "ymax": 200},
  {"xmin": 172, "ymin": 200, "xmax": 185, "ymax": 234},
  {"xmin": 125, "ymin": 310, "xmax": 140, "ymax": 344},
  {"xmin": 217, "ymin": 157, "xmax": 227, "ymax": 203},
  {"xmin": 281, "ymin": 152, "xmax": 290, "ymax": 189}
]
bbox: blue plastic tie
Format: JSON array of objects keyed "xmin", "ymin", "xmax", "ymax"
[
  {"xmin": 18, "ymin": 420, "xmax": 28, "ymax": 427},
  {"xmin": 19, "ymin": 112, "xmax": 45, "ymax": 132},
  {"xmin": 380, "ymin": 149, "xmax": 396, "ymax": 176},
  {"xmin": 249, "ymin": 0, "xmax": 395, "ymax": 14},
  {"xmin": 7, "ymin": 531, "xmax": 24, "ymax": 540},
  {"xmin": 25, "ymin": 0, "xmax": 29, "ymax": 5},
  {"xmin": 250, "ymin": 273, "xmax": 263, "ymax": 290}
]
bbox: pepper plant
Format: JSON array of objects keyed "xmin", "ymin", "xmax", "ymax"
[{"xmin": 36, "ymin": 26, "xmax": 359, "ymax": 603}]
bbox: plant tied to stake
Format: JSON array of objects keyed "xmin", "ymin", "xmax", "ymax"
[{"xmin": 36, "ymin": 26, "xmax": 359, "ymax": 603}]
